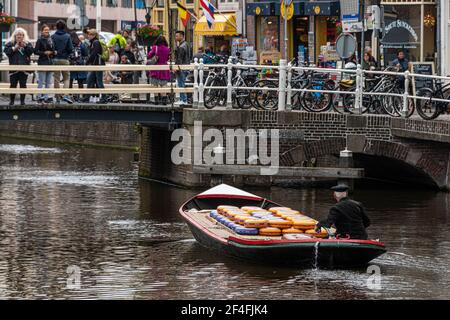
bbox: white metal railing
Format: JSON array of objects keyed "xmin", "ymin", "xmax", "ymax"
[
  {"xmin": 191, "ymin": 58, "xmax": 450, "ymax": 119},
  {"xmin": 0, "ymin": 61, "xmax": 448, "ymax": 119}
]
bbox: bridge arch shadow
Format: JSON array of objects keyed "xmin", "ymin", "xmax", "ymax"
[{"xmin": 280, "ymin": 138, "xmax": 446, "ymax": 189}]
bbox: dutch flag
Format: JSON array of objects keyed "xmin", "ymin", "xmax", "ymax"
[{"xmin": 200, "ymin": 0, "xmax": 215, "ymax": 28}]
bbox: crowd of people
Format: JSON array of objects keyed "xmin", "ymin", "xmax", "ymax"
[{"xmin": 3, "ymin": 20, "xmax": 193, "ymax": 106}]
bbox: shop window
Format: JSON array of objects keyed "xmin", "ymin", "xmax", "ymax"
[{"xmin": 258, "ymin": 16, "xmax": 280, "ymax": 51}]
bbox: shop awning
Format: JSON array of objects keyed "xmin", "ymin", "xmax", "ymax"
[
  {"xmin": 305, "ymin": 1, "xmax": 340, "ymax": 16},
  {"xmin": 194, "ymin": 13, "xmax": 238, "ymax": 36}
]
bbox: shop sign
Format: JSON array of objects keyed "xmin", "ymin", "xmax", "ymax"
[
  {"xmin": 281, "ymin": 2, "xmax": 294, "ymax": 20},
  {"xmin": 384, "ymin": 20, "xmax": 419, "ymax": 42},
  {"xmin": 343, "ymin": 21, "xmax": 363, "ymax": 33}
]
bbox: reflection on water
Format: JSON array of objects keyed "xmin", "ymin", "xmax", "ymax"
[{"xmin": 0, "ymin": 137, "xmax": 449, "ymax": 299}]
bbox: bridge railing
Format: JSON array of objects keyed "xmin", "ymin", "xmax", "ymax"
[{"xmin": 0, "ymin": 63, "xmax": 194, "ymax": 96}]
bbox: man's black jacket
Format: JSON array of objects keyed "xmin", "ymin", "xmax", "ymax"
[{"xmin": 317, "ymin": 197, "xmax": 370, "ymax": 239}]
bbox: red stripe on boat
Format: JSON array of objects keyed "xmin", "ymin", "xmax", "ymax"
[{"xmin": 228, "ymin": 236, "xmax": 385, "ymax": 247}]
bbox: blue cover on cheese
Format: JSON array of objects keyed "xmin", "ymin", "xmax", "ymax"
[{"xmin": 234, "ymin": 226, "xmax": 259, "ymax": 235}]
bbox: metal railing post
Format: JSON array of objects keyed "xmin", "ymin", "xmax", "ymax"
[
  {"xmin": 193, "ymin": 58, "xmax": 199, "ymax": 108},
  {"xmin": 286, "ymin": 62, "xmax": 292, "ymax": 111},
  {"xmin": 198, "ymin": 58, "xmax": 205, "ymax": 109},
  {"xmin": 402, "ymin": 70, "xmax": 410, "ymax": 118},
  {"xmin": 226, "ymin": 57, "xmax": 233, "ymax": 110},
  {"xmin": 355, "ymin": 64, "xmax": 362, "ymax": 114},
  {"xmin": 278, "ymin": 59, "xmax": 287, "ymax": 111}
]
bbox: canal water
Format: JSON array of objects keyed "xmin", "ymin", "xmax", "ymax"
[{"xmin": 0, "ymin": 138, "xmax": 449, "ymax": 299}]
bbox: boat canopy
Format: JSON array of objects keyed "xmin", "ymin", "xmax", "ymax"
[{"xmin": 196, "ymin": 184, "xmax": 263, "ymax": 201}]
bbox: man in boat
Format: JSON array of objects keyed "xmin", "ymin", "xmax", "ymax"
[{"xmin": 316, "ymin": 184, "xmax": 370, "ymax": 240}]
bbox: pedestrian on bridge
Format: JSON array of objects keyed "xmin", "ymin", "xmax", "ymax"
[
  {"xmin": 147, "ymin": 35, "xmax": 170, "ymax": 105},
  {"xmin": 4, "ymin": 28, "xmax": 34, "ymax": 106},
  {"xmin": 51, "ymin": 20, "xmax": 74, "ymax": 104},
  {"xmin": 34, "ymin": 24, "xmax": 56, "ymax": 104},
  {"xmin": 68, "ymin": 31, "xmax": 88, "ymax": 103},
  {"xmin": 82, "ymin": 29, "xmax": 107, "ymax": 104}
]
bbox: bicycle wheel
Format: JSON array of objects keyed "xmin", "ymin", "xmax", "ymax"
[
  {"xmin": 234, "ymin": 78, "xmax": 253, "ymax": 109},
  {"xmin": 389, "ymin": 87, "xmax": 415, "ymax": 118},
  {"xmin": 301, "ymin": 81, "xmax": 333, "ymax": 113},
  {"xmin": 254, "ymin": 79, "xmax": 278, "ymax": 110},
  {"xmin": 380, "ymin": 88, "xmax": 402, "ymax": 117},
  {"xmin": 204, "ymin": 77, "xmax": 226, "ymax": 109},
  {"xmin": 332, "ymin": 89, "xmax": 354, "ymax": 114},
  {"xmin": 416, "ymin": 88, "xmax": 441, "ymax": 120}
]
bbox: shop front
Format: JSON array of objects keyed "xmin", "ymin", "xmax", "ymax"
[
  {"xmin": 381, "ymin": 1, "xmax": 437, "ymax": 66},
  {"xmin": 194, "ymin": 13, "xmax": 239, "ymax": 55},
  {"xmin": 246, "ymin": 0, "xmax": 341, "ymax": 65}
]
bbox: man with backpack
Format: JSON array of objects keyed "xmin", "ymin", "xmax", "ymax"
[
  {"xmin": 81, "ymin": 29, "xmax": 108, "ymax": 104},
  {"xmin": 51, "ymin": 20, "xmax": 74, "ymax": 104}
]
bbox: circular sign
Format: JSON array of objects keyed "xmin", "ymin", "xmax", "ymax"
[
  {"xmin": 281, "ymin": 3, "xmax": 294, "ymax": 20},
  {"xmin": 314, "ymin": 6, "xmax": 321, "ymax": 15},
  {"xmin": 255, "ymin": 6, "xmax": 261, "ymax": 15},
  {"xmin": 335, "ymin": 33, "xmax": 357, "ymax": 60}
]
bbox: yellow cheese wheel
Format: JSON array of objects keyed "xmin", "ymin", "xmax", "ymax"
[
  {"xmin": 233, "ymin": 214, "xmax": 253, "ymax": 224},
  {"xmin": 282, "ymin": 227, "xmax": 304, "ymax": 234},
  {"xmin": 244, "ymin": 219, "xmax": 269, "ymax": 228},
  {"xmin": 292, "ymin": 219, "xmax": 318, "ymax": 229},
  {"xmin": 217, "ymin": 205, "xmax": 238, "ymax": 211},
  {"xmin": 268, "ymin": 220, "xmax": 293, "ymax": 229},
  {"xmin": 241, "ymin": 206, "xmax": 267, "ymax": 213},
  {"xmin": 259, "ymin": 227, "xmax": 282, "ymax": 236},
  {"xmin": 305, "ymin": 228, "xmax": 328, "ymax": 238},
  {"xmin": 268, "ymin": 207, "xmax": 291, "ymax": 213}
]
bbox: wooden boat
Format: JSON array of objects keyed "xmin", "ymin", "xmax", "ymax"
[{"xmin": 180, "ymin": 184, "xmax": 386, "ymax": 268}]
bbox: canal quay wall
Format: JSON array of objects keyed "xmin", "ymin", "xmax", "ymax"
[
  {"xmin": 139, "ymin": 110, "xmax": 450, "ymax": 190},
  {"xmin": 0, "ymin": 122, "xmax": 139, "ymax": 149}
]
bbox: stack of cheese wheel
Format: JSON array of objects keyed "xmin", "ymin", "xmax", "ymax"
[
  {"xmin": 305, "ymin": 227, "xmax": 328, "ymax": 238},
  {"xmin": 213, "ymin": 206, "xmax": 259, "ymax": 235}
]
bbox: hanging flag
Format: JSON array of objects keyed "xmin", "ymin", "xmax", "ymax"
[
  {"xmin": 177, "ymin": 2, "xmax": 191, "ymax": 28},
  {"xmin": 199, "ymin": 0, "xmax": 215, "ymax": 28}
]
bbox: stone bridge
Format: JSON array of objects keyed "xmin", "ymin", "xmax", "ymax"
[{"xmin": 139, "ymin": 110, "xmax": 450, "ymax": 190}]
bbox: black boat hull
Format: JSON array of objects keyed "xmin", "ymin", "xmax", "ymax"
[{"xmin": 186, "ymin": 220, "xmax": 386, "ymax": 268}]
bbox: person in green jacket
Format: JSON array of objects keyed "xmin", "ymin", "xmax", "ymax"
[{"xmin": 109, "ymin": 31, "xmax": 127, "ymax": 56}]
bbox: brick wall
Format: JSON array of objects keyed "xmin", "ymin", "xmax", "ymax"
[
  {"xmin": 0, "ymin": 122, "xmax": 139, "ymax": 149},
  {"xmin": 140, "ymin": 109, "xmax": 450, "ymax": 189}
]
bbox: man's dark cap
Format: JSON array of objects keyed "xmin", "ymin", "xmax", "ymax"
[{"xmin": 331, "ymin": 184, "xmax": 349, "ymax": 192}]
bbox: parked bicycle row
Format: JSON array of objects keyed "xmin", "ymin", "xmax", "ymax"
[{"xmin": 193, "ymin": 58, "xmax": 449, "ymax": 120}]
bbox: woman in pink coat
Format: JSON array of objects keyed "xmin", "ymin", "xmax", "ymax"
[{"xmin": 147, "ymin": 36, "xmax": 171, "ymax": 105}]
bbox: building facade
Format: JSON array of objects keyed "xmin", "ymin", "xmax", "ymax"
[{"xmin": 11, "ymin": 0, "xmax": 147, "ymax": 40}]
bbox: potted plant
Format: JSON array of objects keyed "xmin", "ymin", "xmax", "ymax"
[
  {"xmin": 0, "ymin": 12, "xmax": 16, "ymax": 33},
  {"xmin": 136, "ymin": 24, "xmax": 163, "ymax": 47}
]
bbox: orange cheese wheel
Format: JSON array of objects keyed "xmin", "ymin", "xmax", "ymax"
[
  {"xmin": 244, "ymin": 219, "xmax": 269, "ymax": 228},
  {"xmin": 305, "ymin": 228, "xmax": 328, "ymax": 238},
  {"xmin": 259, "ymin": 227, "xmax": 282, "ymax": 236},
  {"xmin": 234, "ymin": 214, "xmax": 253, "ymax": 224},
  {"xmin": 217, "ymin": 205, "xmax": 238, "ymax": 213},
  {"xmin": 292, "ymin": 219, "xmax": 318, "ymax": 229},
  {"xmin": 268, "ymin": 207, "xmax": 291, "ymax": 213},
  {"xmin": 282, "ymin": 227, "xmax": 304, "ymax": 234},
  {"xmin": 268, "ymin": 220, "xmax": 293, "ymax": 229},
  {"xmin": 241, "ymin": 206, "xmax": 266, "ymax": 213}
]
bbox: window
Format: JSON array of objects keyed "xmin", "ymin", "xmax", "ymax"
[
  {"xmin": 122, "ymin": 0, "xmax": 132, "ymax": 8},
  {"xmin": 259, "ymin": 16, "xmax": 280, "ymax": 51}
]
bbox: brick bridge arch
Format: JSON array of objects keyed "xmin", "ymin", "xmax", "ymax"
[{"xmin": 280, "ymin": 138, "xmax": 449, "ymax": 189}]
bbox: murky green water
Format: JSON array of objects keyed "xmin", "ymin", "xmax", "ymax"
[{"xmin": 0, "ymin": 138, "xmax": 449, "ymax": 299}]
